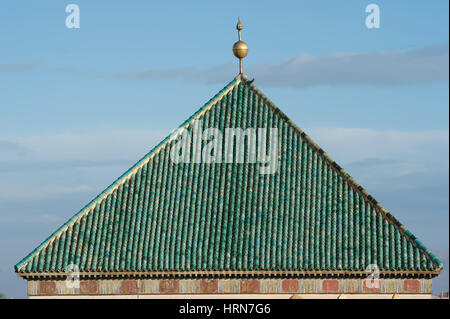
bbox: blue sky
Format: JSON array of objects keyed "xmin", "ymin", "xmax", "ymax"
[{"xmin": 0, "ymin": 1, "xmax": 448, "ymax": 298}]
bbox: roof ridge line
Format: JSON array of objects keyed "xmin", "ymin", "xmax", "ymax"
[
  {"xmin": 240, "ymin": 78, "xmax": 443, "ymax": 270},
  {"xmin": 15, "ymin": 77, "xmax": 241, "ymax": 272}
]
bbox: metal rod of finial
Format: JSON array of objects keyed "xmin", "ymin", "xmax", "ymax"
[
  {"xmin": 237, "ymin": 17, "xmax": 242, "ymax": 41},
  {"xmin": 232, "ymin": 17, "xmax": 248, "ymax": 75}
]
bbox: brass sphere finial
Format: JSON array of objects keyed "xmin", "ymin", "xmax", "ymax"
[
  {"xmin": 232, "ymin": 17, "xmax": 248, "ymax": 74},
  {"xmin": 232, "ymin": 41, "xmax": 248, "ymax": 59}
]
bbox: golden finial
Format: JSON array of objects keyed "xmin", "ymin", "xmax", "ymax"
[{"xmin": 232, "ymin": 17, "xmax": 248, "ymax": 74}]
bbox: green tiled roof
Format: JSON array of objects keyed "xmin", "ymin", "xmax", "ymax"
[{"xmin": 15, "ymin": 75, "xmax": 442, "ymax": 276}]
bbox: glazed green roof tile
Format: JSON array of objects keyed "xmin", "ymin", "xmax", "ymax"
[{"xmin": 15, "ymin": 75, "xmax": 442, "ymax": 275}]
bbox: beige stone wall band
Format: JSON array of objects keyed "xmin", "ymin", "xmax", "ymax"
[{"xmin": 28, "ymin": 278, "xmax": 431, "ymax": 297}]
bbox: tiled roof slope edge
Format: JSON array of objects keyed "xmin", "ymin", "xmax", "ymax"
[
  {"xmin": 240, "ymin": 77, "xmax": 443, "ymax": 270},
  {"xmin": 14, "ymin": 77, "xmax": 241, "ymax": 272}
]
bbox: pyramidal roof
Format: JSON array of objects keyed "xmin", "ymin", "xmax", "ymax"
[{"xmin": 15, "ymin": 75, "xmax": 442, "ymax": 278}]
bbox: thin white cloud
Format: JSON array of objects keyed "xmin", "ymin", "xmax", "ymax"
[
  {"xmin": 0, "ymin": 213, "xmax": 66, "ymax": 224},
  {"xmin": 3, "ymin": 127, "xmax": 447, "ymax": 165},
  {"xmin": 0, "ymin": 140, "xmax": 28, "ymax": 156},
  {"xmin": 5, "ymin": 44, "xmax": 447, "ymax": 87},
  {"xmin": 0, "ymin": 183, "xmax": 93, "ymax": 201},
  {"xmin": 305, "ymin": 127, "xmax": 449, "ymax": 164},
  {"xmin": 0, "ymin": 61, "xmax": 41, "ymax": 72},
  {"xmin": 0, "ymin": 159, "xmax": 134, "ymax": 173},
  {"xmin": 248, "ymin": 44, "xmax": 449, "ymax": 87},
  {"xmin": 110, "ymin": 44, "xmax": 449, "ymax": 87},
  {"xmin": 3, "ymin": 128, "xmax": 169, "ymax": 162}
]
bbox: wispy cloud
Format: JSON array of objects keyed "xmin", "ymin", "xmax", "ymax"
[
  {"xmin": 0, "ymin": 140, "xmax": 29, "ymax": 156},
  {"xmin": 2, "ymin": 127, "xmax": 447, "ymax": 166},
  {"xmin": 110, "ymin": 44, "xmax": 449, "ymax": 87},
  {"xmin": 305, "ymin": 127, "xmax": 449, "ymax": 164},
  {"xmin": 0, "ymin": 159, "xmax": 134, "ymax": 173},
  {"xmin": 4, "ymin": 44, "xmax": 448, "ymax": 87},
  {"xmin": 0, "ymin": 61, "xmax": 41, "ymax": 72},
  {"xmin": 0, "ymin": 183, "xmax": 94, "ymax": 201},
  {"xmin": 249, "ymin": 44, "xmax": 449, "ymax": 87},
  {"xmin": 2, "ymin": 128, "xmax": 168, "ymax": 162},
  {"xmin": 112, "ymin": 67, "xmax": 196, "ymax": 80},
  {"xmin": 0, "ymin": 212, "xmax": 66, "ymax": 224}
]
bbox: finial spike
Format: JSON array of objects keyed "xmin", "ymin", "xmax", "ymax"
[
  {"xmin": 232, "ymin": 17, "xmax": 248, "ymax": 75},
  {"xmin": 237, "ymin": 17, "xmax": 243, "ymax": 31}
]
